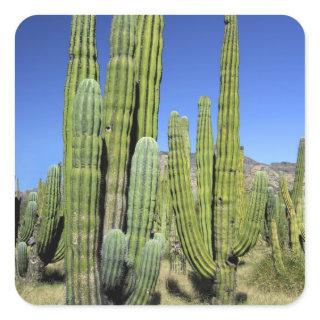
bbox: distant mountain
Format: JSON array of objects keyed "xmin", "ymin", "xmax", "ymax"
[{"xmin": 159, "ymin": 151, "xmax": 295, "ymax": 192}]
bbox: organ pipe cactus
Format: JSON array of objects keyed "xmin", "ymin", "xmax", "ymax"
[
  {"xmin": 65, "ymin": 79, "xmax": 103, "ymax": 305},
  {"xmin": 133, "ymin": 15, "xmax": 164, "ymax": 142},
  {"xmin": 37, "ymin": 164, "xmax": 63, "ymax": 264},
  {"xmin": 51, "ymin": 227, "xmax": 65, "ymax": 264},
  {"xmin": 168, "ymin": 16, "xmax": 269, "ymax": 304},
  {"xmin": 15, "ymin": 178, "xmax": 21, "ymax": 243},
  {"xmin": 103, "ymin": 15, "xmax": 137, "ymax": 232},
  {"xmin": 17, "ymin": 242, "xmax": 29, "ymax": 277}
]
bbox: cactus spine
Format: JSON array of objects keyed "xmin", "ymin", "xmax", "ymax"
[
  {"xmin": 65, "ymin": 79, "xmax": 103, "ymax": 305},
  {"xmin": 103, "ymin": 15, "xmax": 137, "ymax": 232},
  {"xmin": 37, "ymin": 164, "xmax": 62, "ymax": 264},
  {"xmin": 133, "ymin": 15, "xmax": 164, "ymax": 142},
  {"xmin": 17, "ymin": 242, "xmax": 29, "ymax": 277}
]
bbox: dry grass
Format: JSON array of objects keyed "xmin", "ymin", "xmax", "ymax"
[{"xmin": 16, "ymin": 242, "xmax": 304, "ymax": 305}]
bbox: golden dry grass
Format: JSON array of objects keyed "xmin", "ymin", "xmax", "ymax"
[{"xmin": 15, "ymin": 241, "xmax": 304, "ymax": 305}]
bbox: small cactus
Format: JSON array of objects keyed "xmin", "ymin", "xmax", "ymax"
[{"xmin": 17, "ymin": 242, "xmax": 29, "ymax": 277}]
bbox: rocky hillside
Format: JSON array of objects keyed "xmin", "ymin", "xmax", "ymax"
[{"xmin": 159, "ymin": 152, "xmax": 295, "ymax": 192}]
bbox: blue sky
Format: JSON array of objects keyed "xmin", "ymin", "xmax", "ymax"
[{"xmin": 15, "ymin": 15, "xmax": 304, "ymax": 191}]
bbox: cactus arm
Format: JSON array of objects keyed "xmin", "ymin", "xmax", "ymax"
[
  {"xmin": 126, "ymin": 137, "xmax": 159, "ymax": 268},
  {"xmin": 125, "ymin": 238, "xmax": 162, "ymax": 305},
  {"xmin": 196, "ymin": 96, "xmax": 214, "ymax": 256},
  {"xmin": 20, "ymin": 200, "xmax": 37, "ymax": 243},
  {"xmin": 233, "ymin": 171, "xmax": 268, "ymax": 257},
  {"xmin": 103, "ymin": 16, "xmax": 137, "ymax": 232},
  {"xmin": 51, "ymin": 226, "xmax": 65, "ymax": 264},
  {"xmin": 168, "ymin": 111, "xmax": 217, "ymax": 279},
  {"xmin": 65, "ymin": 79, "xmax": 102, "ymax": 305},
  {"xmin": 17, "ymin": 242, "xmax": 29, "ymax": 277},
  {"xmin": 37, "ymin": 165, "xmax": 62, "ymax": 264},
  {"xmin": 134, "ymin": 15, "xmax": 164, "ymax": 141},
  {"xmin": 280, "ymin": 175, "xmax": 301, "ymax": 254},
  {"xmin": 101, "ymin": 229, "xmax": 128, "ymax": 294}
]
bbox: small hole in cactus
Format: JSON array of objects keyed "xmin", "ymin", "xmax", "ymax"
[{"xmin": 106, "ymin": 126, "xmax": 112, "ymax": 132}]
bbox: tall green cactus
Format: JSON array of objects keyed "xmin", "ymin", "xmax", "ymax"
[
  {"xmin": 20, "ymin": 199, "xmax": 37, "ymax": 243},
  {"xmin": 133, "ymin": 15, "xmax": 164, "ymax": 142},
  {"xmin": 15, "ymin": 178, "xmax": 22, "ymax": 243},
  {"xmin": 17, "ymin": 242, "xmax": 29, "ymax": 277},
  {"xmin": 196, "ymin": 96, "xmax": 214, "ymax": 256},
  {"xmin": 167, "ymin": 16, "xmax": 268, "ymax": 304},
  {"xmin": 37, "ymin": 164, "xmax": 63, "ymax": 264},
  {"xmin": 103, "ymin": 15, "xmax": 137, "ymax": 232},
  {"xmin": 65, "ymin": 79, "xmax": 103, "ymax": 305},
  {"xmin": 63, "ymin": 16, "xmax": 100, "ymax": 295}
]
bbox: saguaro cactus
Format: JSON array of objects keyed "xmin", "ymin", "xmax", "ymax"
[
  {"xmin": 103, "ymin": 15, "xmax": 137, "ymax": 232},
  {"xmin": 167, "ymin": 16, "xmax": 268, "ymax": 304},
  {"xmin": 133, "ymin": 15, "xmax": 164, "ymax": 141},
  {"xmin": 37, "ymin": 164, "xmax": 62, "ymax": 264},
  {"xmin": 65, "ymin": 79, "xmax": 103, "ymax": 305}
]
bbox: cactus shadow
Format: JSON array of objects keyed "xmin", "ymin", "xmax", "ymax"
[
  {"xmin": 188, "ymin": 271, "xmax": 215, "ymax": 303},
  {"xmin": 41, "ymin": 268, "xmax": 64, "ymax": 283},
  {"xmin": 166, "ymin": 278, "xmax": 192, "ymax": 303},
  {"xmin": 149, "ymin": 291, "xmax": 161, "ymax": 305}
]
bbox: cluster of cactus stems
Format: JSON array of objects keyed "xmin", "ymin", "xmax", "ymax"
[
  {"xmin": 264, "ymin": 138, "xmax": 304, "ymax": 275},
  {"xmin": 17, "ymin": 14, "xmax": 303, "ymax": 306},
  {"xmin": 101, "ymin": 137, "xmax": 163, "ymax": 305},
  {"xmin": 59, "ymin": 14, "xmax": 165, "ymax": 305},
  {"xmin": 168, "ymin": 16, "xmax": 269, "ymax": 304}
]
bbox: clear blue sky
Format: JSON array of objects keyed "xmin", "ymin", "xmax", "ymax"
[{"xmin": 15, "ymin": 15, "xmax": 304, "ymax": 191}]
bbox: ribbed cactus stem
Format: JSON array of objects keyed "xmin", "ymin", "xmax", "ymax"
[
  {"xmin": 212, "ymin": 15, "xmax": 239, "ymax": 304},
  {"xmin": 28, "ymin": 192, "xmax": 38, "ymax": 202},
  {"xmin": 101, "ymin": 229, "xmax": 128, "ymax": 294},
  {"xmin": 180, "ymin": 116, "xmax": 191, "ymax": 166},
  {"xmin": 196, "ymin": 96, "xmax": 214, "ymax": 255},
  {"xmin": 65, "ymin": 79, "xmax": 103, "ymax": 305},
  {"xmin": 51, "ymin": 227, "xmax": 65, "ymax": 264},
  {"xmin": 17, "ymin": 242, "xmax": 28, "ymax": 277},
  {"xmin": 20, "ymin": 200, "xmax": 37, "ymax": 243},
  {"xmin": 125, "ymin": 238, "xmax": 162, "ymax": 305},
  {"xmin": 63, "ymin": 15, "xmax": 100, "ymax": 254},
  {"xmin": 291, "ymin": 138, "xmax": 305, "ymax": 234},
  {"xmin": 126, "ymin": 137, "xmax": 159, "ymax": 268},
  {"xmin": 134, "ymin": 15, "xmax": 164, "ymax": 141},
  {"xmin": 104, "ymin": 15, "xmax": 137, "ymax": 232},
  {"xmin": 37, "ymin": 164, "xmax": 62, "ymax": 264},
  {"xmin": 266, "ymin": 189, "xmax": 285, "ymax": 273},
  {"xmin": 168, "ymin": 111, "xmax": 217, "ymax": 279},
  {"xmin": 233, "ymin": 171, "xmax": 268, "ymax": 257},
  {"xmin": 280, "ymin": 175, "xmax": 301, "ymax": 254},
  {"xmin": 270, "ymin": 219, "xmax": 285, "ymax": 273}
]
